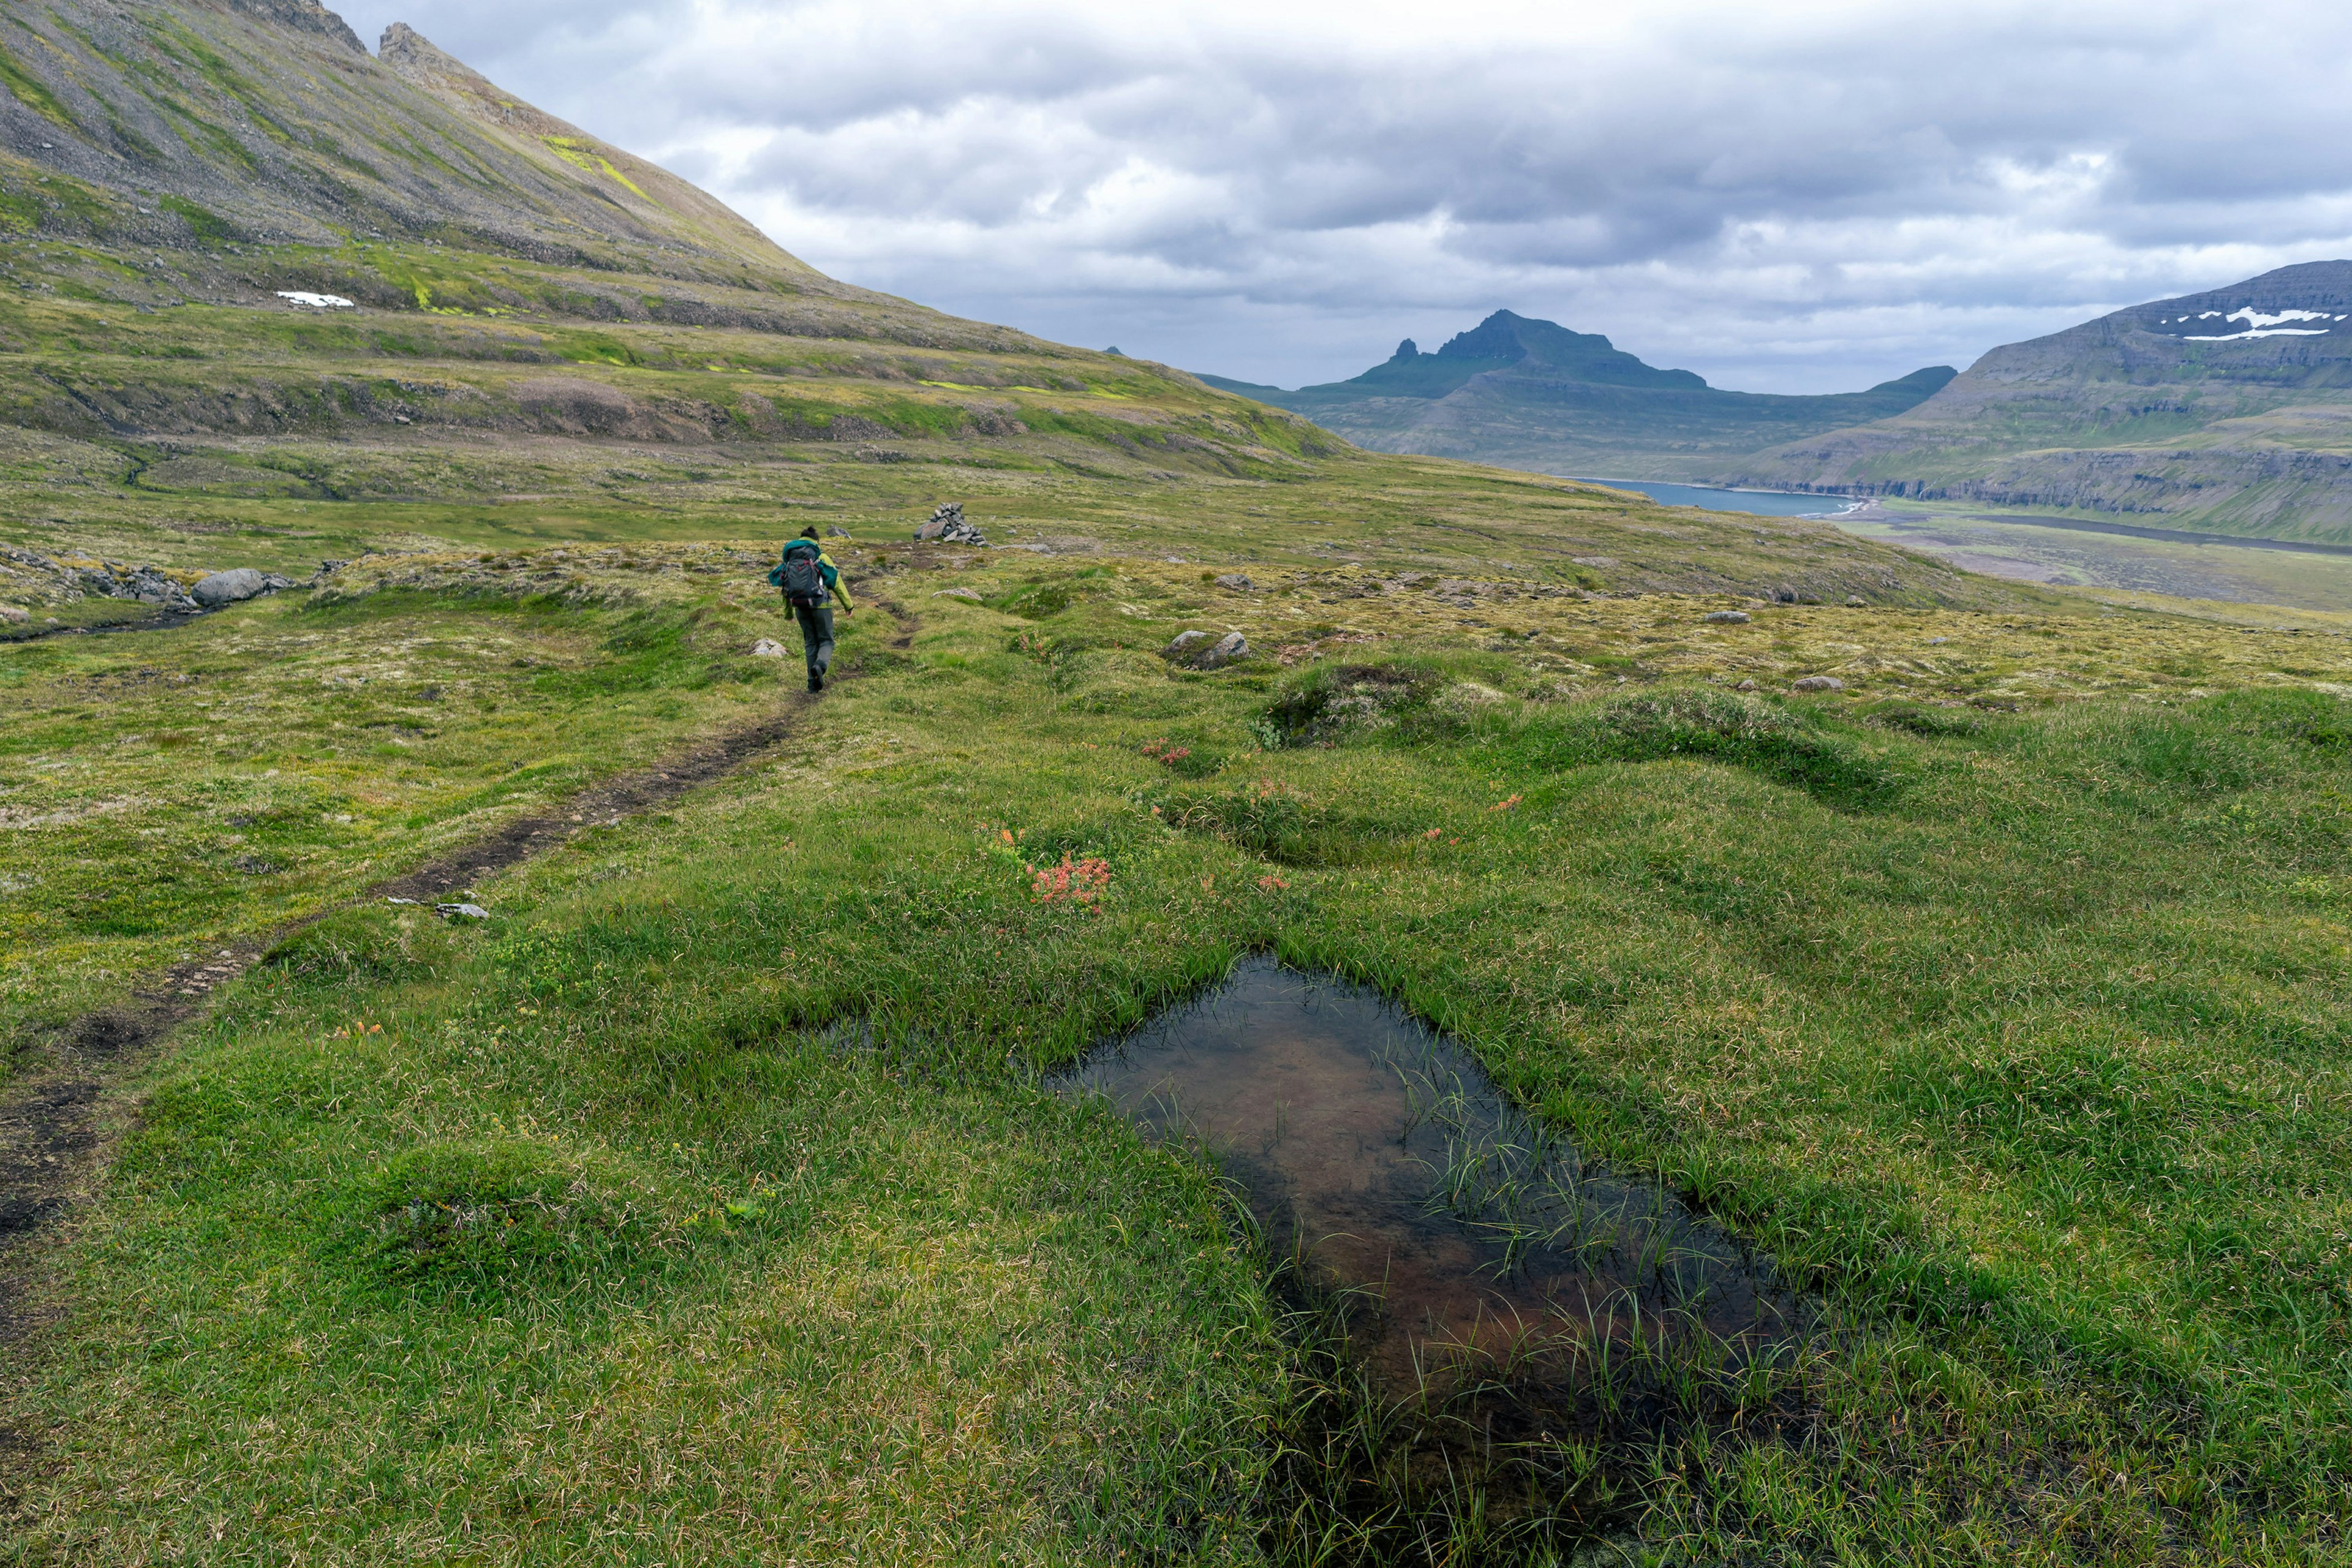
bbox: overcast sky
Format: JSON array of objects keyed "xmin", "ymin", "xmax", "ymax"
[{"xmin": 332, "ymin": 0, "xmax": 2352, "ymax": 393}]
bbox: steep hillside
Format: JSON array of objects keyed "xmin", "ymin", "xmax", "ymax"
[
  {"xmin": 1202, "ymin": 309, "xmax": 1955, "ymax": 480},
  {"xmin": 0, "ymin": 3, "xmax": 2010, "ymax": 613},
  {"xmin": 1727, "ymin": 261, "xmax": 2352, "ymax": 543}
]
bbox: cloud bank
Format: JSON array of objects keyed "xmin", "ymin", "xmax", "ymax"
[{"xmin": 334, "ymin": 0, "xmax": 2352, "ymax": 391}]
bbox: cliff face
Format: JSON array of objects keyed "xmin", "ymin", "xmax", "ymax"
[
  {"xmin": 1724, "ymin": 262, "xmax": 2352, "ymax": 543},
  {"xmin": 1202, "ymin": 311, "xmax": 1953, "ymax": 481}
]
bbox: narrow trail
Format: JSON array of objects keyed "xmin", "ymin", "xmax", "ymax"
[{"xmin": 0, "ymin": 598, "xmax": 917, "ymax": 1352}]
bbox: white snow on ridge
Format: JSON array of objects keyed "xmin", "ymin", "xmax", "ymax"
[
  {"xmin": 277, "ymin": 290, "xmax": 355, "ymax": 309},
  {"xmin": 2179, "ymin": 306, "xmax": 2336, "ymax": 341}
]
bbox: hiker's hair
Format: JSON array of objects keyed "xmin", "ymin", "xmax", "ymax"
[{"xmin": 799, "ymin": 526, "xmax": 819, "ymax": 540}]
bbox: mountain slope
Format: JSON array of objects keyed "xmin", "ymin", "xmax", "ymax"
[
  {"xmin": 1202, "ymin": 310, "xmax": 1956, "ymax": 480},
  {"xmin": 1725, "ymin": 262, "xmax": 2352, "ymax": 543},
  {"xmin": 0, "ymin": 1, "xmax": 2017, "ymax": 620}
]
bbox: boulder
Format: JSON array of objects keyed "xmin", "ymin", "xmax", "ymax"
[
  {"xmin": 828, "ymin": 525, "xmax": 853, "ymax": 538},
  {"xmin": 1845, "ymin": 595, "xmax": 1868, "ymax": 606},
  {"xmin": 1161, "ymin": 630, "xmax": 1213, "ymax": 662},
  {"xmin": 1193, "ymin": 632, "xmax": 1250, "ymax": 669},
  {"xmin": 0, "ymin": 605, "xmax": 28, "ymax": 625},
  {"xmin": 1735, "ymin": 679, "xmax": 1758, "ymax": 691},
  {"xmin": 1792, "ymin": 676, "xmax": 1847, "ymax": 692},
  {"xmin": 1215, "ymin": 573, "xmax": 1254, "ymax": 592},
  {"xmin": 750, "ymin": 638, "xmax": 789, "ymax": 658},
  {"xmin": 1704, "ymin": 609, "xmax": 1751, "ymax": 624},
  {"xmin": 192, "ymin": 568, "xmax": 271, "ymax": 606},
  {"xmin": 435, "ymin": 902, "xmax": 491, "ymax": 921}
]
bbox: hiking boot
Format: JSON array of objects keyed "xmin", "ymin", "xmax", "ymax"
[{"xmin": 808, "ymin": 672, "xmax": 824, "ymax": 693}]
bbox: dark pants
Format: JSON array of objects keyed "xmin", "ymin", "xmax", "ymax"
[{"xmin": 792, "ymin": 601, "xmax": 835, "ymax": 678}]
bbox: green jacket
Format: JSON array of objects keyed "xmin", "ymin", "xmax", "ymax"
[{"xmin": 769, "ymin": 541, "xmax": 854, "ymax": 609}]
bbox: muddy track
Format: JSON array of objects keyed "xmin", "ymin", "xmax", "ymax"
[{"xmin": 0, "ymin": 597, "xmax": 916, "ymax": 1352}]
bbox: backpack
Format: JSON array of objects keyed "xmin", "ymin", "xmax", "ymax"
[{"xmin": 770, "ymin": 540, "xmax": 826, "ymax": 606}]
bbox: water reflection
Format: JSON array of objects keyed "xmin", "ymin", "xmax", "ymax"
[{"xmin": 1065, "ymin": 957, "xmax": 1803, "ymax": 1396}]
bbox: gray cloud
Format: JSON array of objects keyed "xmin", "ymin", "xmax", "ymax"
[{"xmin": 333, "ymin": 0, "xmax": 2352, "ymax": 392}]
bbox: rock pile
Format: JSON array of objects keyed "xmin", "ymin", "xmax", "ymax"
[{"xmin": 914, "ymin": 502, "xmax": 987, "ymax": 545}]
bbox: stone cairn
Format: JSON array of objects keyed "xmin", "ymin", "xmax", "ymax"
[{"xmin": 913, "ymin": 501, "xmax": 988, "ymax": 546}]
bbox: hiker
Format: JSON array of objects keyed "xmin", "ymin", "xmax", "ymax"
[{"xmin": 767, "ymin": 526, "xmax": 854, "ymax": 692}]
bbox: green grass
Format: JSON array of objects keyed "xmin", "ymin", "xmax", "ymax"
[
  {"xmin": 6, "ymin": 41, "xmax": 2352, "ymax": 1552},
  {"xmin": 7, "ymin": 552, "xmax": 2352, "ymax": 1562},
  {"xmin": 0, "ymin": 549, "xmax": 803, "ymax": 1053}
]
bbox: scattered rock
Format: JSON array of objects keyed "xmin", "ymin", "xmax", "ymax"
[
  {"xmin": 233, "ymin": 855, "xmax": 279, "ymax": 875},
  {"xmin": 1927, "ymin": 636, "xmax": 1950, "ymax": 646},
  {"xmin": 0, "ymin": 605, "xmax": 28, "ymax": 625},
  {"xmin": 1845, "ymin": 595, "xmax": 1868, "ymax": 606},
  {"xmin": 932, "ymin": 587, "xmax": 983, "ymax": 601},
  {"xmin": 827, "ymin": 525, "xmax": 853, "ymax": 538},
  {"xmin": 385, "ymin": 897, "xmax": 421, "ymax": 906},
  {"xmin": 914, "ymin": 502, "xmax": 987, "ymax": 545},
  {"xmin": 435, "ymin": 902, "xmax": 491, "ymax": 921},
  {"xmin": 1195, "ymin": 632, "xmax": 1250, "ymax": 669},
  {"xmin": 1736, "ymin": 679, "xmax": 1758, "ymax": 692},
  {"xmin": 1160, "ymin": 629, "xmax": 1249, "ymax": 668},
  {"xmin": 1215, "ymin": 573, "xmax": 1254, "ymax": 592},
  {"xmin": 192, "ymin": 567, "xmax": 281, "ymax": 606},
  {"xmin": 1792, "ymin": 676, "xmax": 1847, "ymax": 693},
  {"xmin": 750, "ymin": 638, "xmax": 789, "ymax": 658},
  {"xmin": 1704, "ymin": 609, "xmax": 1751, "ymax": 624}
]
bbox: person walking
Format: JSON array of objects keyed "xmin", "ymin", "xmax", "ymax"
[{"xmin": 768, "ymin": 526, "xmax": 854, "ymax": 692}]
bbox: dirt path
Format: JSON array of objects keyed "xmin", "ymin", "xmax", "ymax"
[{"xmin": 0, "ymin": 598, "xmax": 915, "ymax": 1352}]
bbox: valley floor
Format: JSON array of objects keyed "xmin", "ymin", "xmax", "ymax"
[{"xmin": 3, "ymin": 503, "xmax": 2351, "ymax": 1564}]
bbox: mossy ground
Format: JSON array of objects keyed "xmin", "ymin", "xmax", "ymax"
[{"xmin": 5, "ymin": 530, "xmax": 2352, "ymax": 1562}]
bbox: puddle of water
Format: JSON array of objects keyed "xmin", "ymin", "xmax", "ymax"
[
  {"xmin": 4, "ymin": 611, "xmax": 204, "ymax": 644},
  {"xmin": 1065, "ymin": 957, "xmax": 1804, "ymax": 1401}
]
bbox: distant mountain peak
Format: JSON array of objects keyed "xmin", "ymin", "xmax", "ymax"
[
  {"xmin": 381, "ymin": 22, "xmax": 578, "ymax": 142},
  {"xmin": 1394, "ymin": 309, "xmax": 1711, "ymax": 390},
  {"xmin": 228, "ymin": 0, "xmax": 365, "ymax": 55}
]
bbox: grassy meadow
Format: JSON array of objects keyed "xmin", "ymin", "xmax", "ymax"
[
  {"xmin": 5, "ymin": 515, "xmax": 2352, "ymax": 1563},
  {"xmin": 9, "ymin": 13, "xmax": 2347, "ymax": 1559}
]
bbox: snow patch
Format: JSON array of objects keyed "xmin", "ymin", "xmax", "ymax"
[
  {"xmin": 2181, "ymin": 306, "xmax": 2334, "ymax": 341},
  {"xmin": 277, "ymin": 291, "xmax": 356, "ymax": 309}
]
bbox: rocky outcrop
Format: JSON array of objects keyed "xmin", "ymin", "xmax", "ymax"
[
  {"xmin": 228, "ymin": 0, "xmax": 366, "ymax": 55},
  {"xmin": 0, "ymin": 547, "xmax": 296, "ymax": 614}
]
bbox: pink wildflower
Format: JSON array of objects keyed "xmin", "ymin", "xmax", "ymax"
[{"xmin": 1032, "ymin": 854, "xmax": 1112, "ymax": 908}]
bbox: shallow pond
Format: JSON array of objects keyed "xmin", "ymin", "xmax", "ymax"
[{"xmin": 1065, "ymin": 957, "xmax": 1803, "ymax": 1400}]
